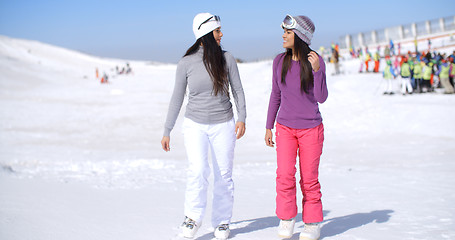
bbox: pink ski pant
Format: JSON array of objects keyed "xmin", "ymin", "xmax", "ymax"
[{"xmin": 275, "ymin": 122, "xmax": 324, "ymax": 223}]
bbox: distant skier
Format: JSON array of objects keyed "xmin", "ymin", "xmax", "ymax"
[
  {"xmin": 389, "ymin": 39, "xmax": 395, "ymax": 55},
  {"xmin": 383, "ymin": 59, "xmax": 396, "ymax": 95},
  {"xmin": 365, "ymin": 49, "xmax": 371, "ymax": 72},
  {"xmin": 413, "ymin": 58, "xmax": 423, "ymax": 93},
  {"xmin": 332, "ymin": 47, "xmax": 340, "ymax": 75},
  {"xmin": 101, "ymin": 72, "xmax": 108, "ymax": 84},
  {"xmin": 125, "ymin": 63, "xmax": 132, "ymax": 74},
  {"xmin": 358, "ymin": 49, "xmax": 364, "ymax": 73},
  {"xmin": 393, "ymin": 55, "xmax": 401, "ymax": 75},
  {"xmin": 384, "ymin": 45, "xmax": 391, "ymax": 59},
  {"xmin": 449, "ymin": 56, "xmax": 455, "ymax": 87},
  {"xmin": 373, "ymin": 51, "xmax": 380, "ymax": 73},
  {"xmin": 437, "ymin": 58, "xmax": 454, "ymax": 94},
  {"xmin": 422, "ymin": 61, "xmax": 433, "ymax": 92},
  {"xmin": 400, "ymin": 57, "xmax": 413, "ymax": 95}
]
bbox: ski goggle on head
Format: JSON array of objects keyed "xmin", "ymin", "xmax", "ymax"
[
  {"xmin": 198, "ymin": 15, "xmax": 221, "ymax": 30},
  {"xmin": 281, "ymin": 14, "xmax": 298, "ymax": 29},
  {"xmin": 281, "ymin": 14, "xmax": 313, "ymax": 42}
]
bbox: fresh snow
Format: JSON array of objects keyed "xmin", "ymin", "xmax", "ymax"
[{"xmin": 0, "ymin": 35, "xmax": 454, "ymax": 240}]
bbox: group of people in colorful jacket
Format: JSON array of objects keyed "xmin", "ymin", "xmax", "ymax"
[
  {"xmin": 356, "ymin": 47, "xmax": 382, "ymax": 73},
  {"xmin": 382, "ymin": 50, "xmax": 455, "ymax": 95}
]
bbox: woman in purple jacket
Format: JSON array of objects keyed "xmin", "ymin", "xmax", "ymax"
[{"xmin": 264, "ymin": 14, "xmax": 328, "ymax": 240}]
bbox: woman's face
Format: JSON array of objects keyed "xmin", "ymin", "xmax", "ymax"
[
  {"xmin": 213, "ymin": 27, "xmax": 223, "ymax": 46},
  {"xmin": 282, "ymin": 29, "xmax": 294, "ymax": 49}
]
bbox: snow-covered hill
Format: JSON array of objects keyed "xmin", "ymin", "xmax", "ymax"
[{"xmin": 0, "ymin": 35, "xmax": 454, "ymax": 240}]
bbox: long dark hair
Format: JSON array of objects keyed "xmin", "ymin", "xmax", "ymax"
[
  {"xmin": 184, "ymin": 32, "xmax": 228, "ymax": 96},
  {"xmin": 281, "ymin": 32, "xmax": 314, "ymax": 94}
]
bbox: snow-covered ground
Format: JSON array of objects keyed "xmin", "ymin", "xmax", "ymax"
[{"xmin": 0, "ymin": 35, "xmax": 454, "ymax": 240}]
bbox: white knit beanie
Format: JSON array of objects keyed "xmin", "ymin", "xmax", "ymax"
[{"xmin": 192, "ymin": 13, "xmax": 221, "ymax": 40}]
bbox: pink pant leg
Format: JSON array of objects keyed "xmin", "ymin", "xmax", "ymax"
[
  {"xmin": 275, "ymin": 123, "xmax": 299, "ymax": 220},
  {"xmin": 297, "ymin": 123, "xmax": 324, "ymax": 223},
  {"xmin": 275, "ymin": 123, "xmax": 324, "ymax": 222}
]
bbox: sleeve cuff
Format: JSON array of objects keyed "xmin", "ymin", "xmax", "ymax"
[{"xmin": 163, "ymin": 128, "xmax": 171, "ymax": 137}]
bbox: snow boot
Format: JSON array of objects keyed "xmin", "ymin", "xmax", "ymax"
[
  {"xmin": 299, "ymin": 223, "xmax": 321, "ymax": 240},
  {"xmin": 278, "ymin": 218, "xmax": 295, "ymax": 238},
  {"xmin": 214, "ymin": 224, "xmax": 230, "ymax": 240},
  {"xmin": 181, "ymin": 216, "xmax": 199, "ymax": 239}
]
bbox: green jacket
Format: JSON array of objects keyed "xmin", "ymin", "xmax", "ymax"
[
  {"xmin": 373, "ymin": 53, "xmax": 380, "ymax": 61},
  {"xmin": 413, "ymin": 63, "xmax": 422, "ymax": 79},
  {"xmin": 423, "ymin": 63, "xmax": 432, "ymax": 80},
  {"xmin": 383, "ymin": 65, "xmax": 395, "ymax": 79},
  {"xmin": 401, "ymin": 62, "xmax": 411, "ymax": 77},
  {"xmin": 439, "ymin": 64, "xmax": 450, "ymax": 79}
]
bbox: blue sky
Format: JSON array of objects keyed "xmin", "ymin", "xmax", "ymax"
[{"xmin": 1, "ymin": 0, "xmax": 454, "ymax": 63}]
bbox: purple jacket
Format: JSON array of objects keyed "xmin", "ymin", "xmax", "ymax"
[{"xmin": 266, "ymin": 53, "xmax": 328, "ymax": 130}]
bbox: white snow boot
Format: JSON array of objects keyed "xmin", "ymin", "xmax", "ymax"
[
  {"xmin": 181, "ymin": 216, "xmax": 199, "ymax": 239},
  {"xmin": 278, "ymin": 218, "xmax": 295, "ymax": 238},
  {"xmin": 299, "ymin": 223, "xmax": 321, "ymax": 240},
  {"xmin": 214, "ymin": 224, "xmax": 230, "ymax": 239}
]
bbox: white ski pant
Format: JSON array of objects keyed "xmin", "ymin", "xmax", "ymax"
[
  {"xmin": 401, "ymin": 77, "xmax": 413, "ymax": 94},
  {"xmin": 182, "ymin": 117, "xmax": 236, "ymax": 227},
  {"xmin": 384, "ymin": 78, "xmax": 393, "ymax": 93},
  {"xmin": 440, "ymin": 77, "xmax": 455, "ymax": 93}
]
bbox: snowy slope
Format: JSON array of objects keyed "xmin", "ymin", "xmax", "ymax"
[{"xmin": 0, "ymin": 35, "xmax": 454, "ymax": 240}]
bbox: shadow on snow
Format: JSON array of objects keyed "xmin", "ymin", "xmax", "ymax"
[{"xmin": 195, "ymin": 209, "xmax": 393, "ymax": 239}]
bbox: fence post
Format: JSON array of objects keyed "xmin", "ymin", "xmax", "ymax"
[
  {"xmin": 358, "ymin": 33, "xmax": 364, "ymax": 47},
  {"xmin": 345, "ymin": 34, "xmax": 352, "ymax": 51},
  {"xmin": 384, "ymin": 28, "xmax": 389, "ymax": 44},
  {"xmin": 439, "ymin": 18, "xmax": 445, "ymax": 32},
  {"xmin": 372, "ymin": 30, "xmax": 377, "ymax": 44},
  {"xmin": 398, "ymin": 25, "xmax": 404, "ymax": 40},
  {"xmin": 425, "ymin": 20, "xmax": 431, "ymax": 34}
]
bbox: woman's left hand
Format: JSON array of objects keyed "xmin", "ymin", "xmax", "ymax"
[
  {"xmin": 308, "ymin": 51, "xmax": 320, "ymax": 72},
  {"xmin": 235, "ymin": 121, "xmax": 246, "ymax": 139}
]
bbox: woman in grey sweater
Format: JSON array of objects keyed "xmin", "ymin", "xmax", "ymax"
[{"xmin": 160, "ymin": 13, "xmax": 246, "ymax": 240}]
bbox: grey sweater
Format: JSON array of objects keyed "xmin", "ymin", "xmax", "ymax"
[{"xmin": 163, "ymin": 47, "xmax": 246, "ymax": 137}]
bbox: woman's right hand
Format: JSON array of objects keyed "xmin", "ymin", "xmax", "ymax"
[
  {"xmin": 161, "ymin": 136, "xmax": 170, "ymax": 152},
  {"xmin": 265, "ymin": 129, "xmax": 275, "ymax": 147}
]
